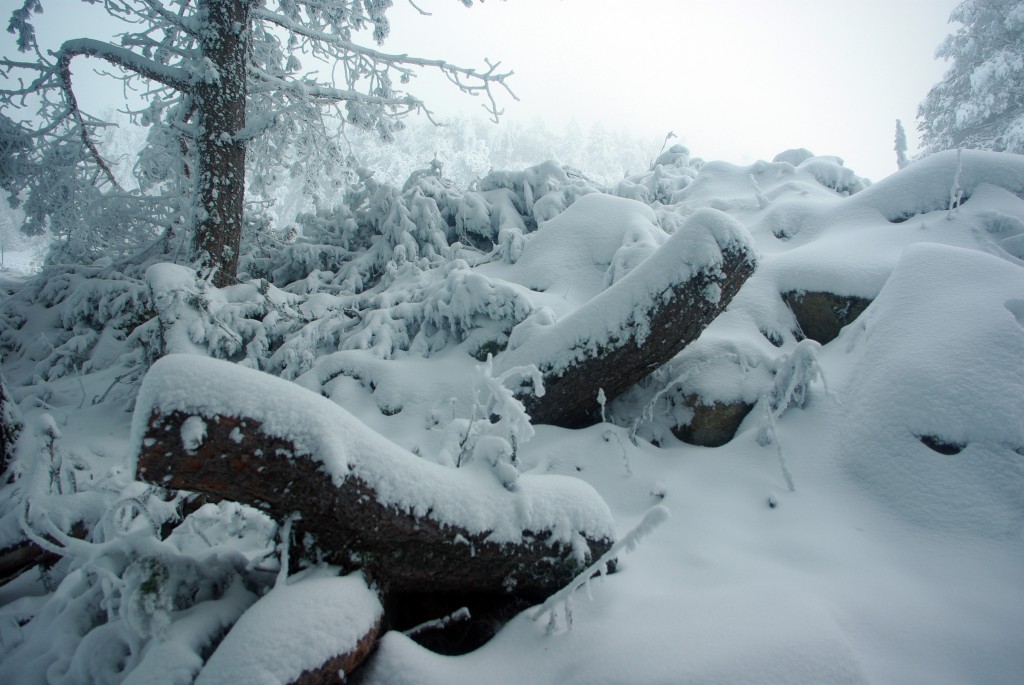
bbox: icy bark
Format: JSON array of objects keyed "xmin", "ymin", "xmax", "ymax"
[
  {"xmin": 138, "ymin": 409, "xmax": 610, "ymax": 596},
  {"xmin": 192, "ymin": 0, "xmax": 252, "ymax": 287}
]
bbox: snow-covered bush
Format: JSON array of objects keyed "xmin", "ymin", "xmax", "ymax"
[{"xmin": 438, "ymin": 355, "xmax": 544, "ymax": 489}]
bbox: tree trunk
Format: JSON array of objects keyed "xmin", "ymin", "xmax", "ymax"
[{"xmin": 192, "ymin": 0, "xmax": 252, "ymax": 288}]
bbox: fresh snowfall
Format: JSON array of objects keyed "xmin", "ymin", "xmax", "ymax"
[{"xmin": 1, "ymin": 144, "xmax": 1023, "ymax": 685}]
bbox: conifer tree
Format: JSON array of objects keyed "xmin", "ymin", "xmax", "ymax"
[
  {"xmin": 894, "ymin": 119, "xmax": 909, "ymax": 170},
  {"xmin": 1, "ymin": 0, "xmax": 514, "ymax": 285},
  {"xmin": 918, "ymin": 0, "xmax": 1024, "ymax": 155}
]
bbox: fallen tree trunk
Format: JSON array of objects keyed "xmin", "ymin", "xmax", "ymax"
[
  {"xmin": 134, "ymin": 355, "xmax": 615, "ymax": 599},
  {"xmin": 496, "ymin": 208, "xmax": 757, "ymax": 428},
  {"xmin": 0, "ymin": 521, "xmax": 89, "ymax": 587}
]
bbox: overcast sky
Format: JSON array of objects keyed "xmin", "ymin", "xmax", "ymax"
[
  {"xmin": 3, "ymin": 0, "xmax": 962, "ymax": 182},
  {"xmin": 382, "ymin": 0, "xmax": 962, "ymax": 181}
]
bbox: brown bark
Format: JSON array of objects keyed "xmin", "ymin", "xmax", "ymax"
[
  {"xmin": 520, "ymin": 245, "xmax": 756, "ymax": 428},
  {"xmin": 0, "ymin": 521, "xmax": 88, "ymax": 587},
  {"xmin": 137, "ymin": 410, "xmax": 612, "ymax": 599},
  {"xmin": 192, "ymin": 0, "xmax": 252, "ymax": 287}
]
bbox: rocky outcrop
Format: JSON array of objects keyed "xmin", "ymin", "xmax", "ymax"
[
  {"xmin": 671, "ymin": 395, "xmax": 754, "ymax": 447},
  {"xmin": 137, "ymin": 408, "xmax": 612, "ymax": 598},
  {"xmin": 783, "ymin": 291, "xmax": 871, "ymax": 344},
  {"xmin": 499, "ymin": 208, "xmax": 757, "ymax": 429}
]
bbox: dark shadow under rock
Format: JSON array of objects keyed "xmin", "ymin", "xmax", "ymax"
[
  {"xmin": 671, "ymin": 395, "xmax": 754, "ymax": 447},
  {"xmin": 783, "ymin": 291, "xmax": 872, "ymax": 344},
  {"xmin": 919, "ymin": 435, "xmax": 965, "ymax": 455},
  {"xmin": 387, "ymin": 591, "xmax": 534, "ymax": 656}
]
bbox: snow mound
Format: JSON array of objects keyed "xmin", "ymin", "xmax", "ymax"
[
  {"xmin": 196, "ymin": 572, "xmax": 382, "ymax": 685},
  {"xmin": 839, "ymin": 243, "xmax": 1024, "ymax": 536},
  {"xmin": 510, "ymin": 192, "xmax": 666, "ymax": 295},
  {"xmin": 853, "ymin": 149, "xmax": 1024, "ymax": 222}
]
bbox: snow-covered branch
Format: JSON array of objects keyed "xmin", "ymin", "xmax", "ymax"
[
  {"xmin": 253, "ymin": 5, "xmax": 517, "ymax": 121},
  {"xmin": 56, "ymin": 38, "xmax": 191, "ymax": 92}
]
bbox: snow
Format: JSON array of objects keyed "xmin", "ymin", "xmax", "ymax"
[
  {"xmin": 836, "ymin": 243, "xmax": 1024, "ymax": 536},
  {"xmin": 849, "ymin": 148, "xmax": 1024, "ymax": 221},
  {"xmin": 3, "ymin": 146, "xmax": 1024, "ymax": 685},
  {"xmin": 195, "ymin": 572, "xmax": 382, "ymax": 685},
  {"xmin": 505, "ymin": 192, "xmax": 666, "ymax": 296}
]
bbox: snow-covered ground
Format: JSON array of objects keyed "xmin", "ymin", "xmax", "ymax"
[{"xmin": 1, "ymin": 148, "xmax": 1022, "ymax": 684}]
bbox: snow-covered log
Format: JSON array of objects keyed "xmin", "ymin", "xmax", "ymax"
[
  {"xmin": 133, "ymin": 355, "xmax": 615, "ymax": 597},
  {"xmin": 497, "ymin": 208, "xmax": 757, "ymax": 428}
]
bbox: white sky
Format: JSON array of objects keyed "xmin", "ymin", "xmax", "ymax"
[
  {"xmin": 2, "ymin": 0, "xmax": 962, "ymax": 182},
  {"xmin": 382, "ymin": 0, "xmax": 962, "ymax": 181}
]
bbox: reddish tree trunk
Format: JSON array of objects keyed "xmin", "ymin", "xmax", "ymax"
[{"xmin": 192, "ymin": 0, "xmax": 252, "ymax": 287}]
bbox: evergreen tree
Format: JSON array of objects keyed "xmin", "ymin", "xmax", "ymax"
[
  {"xmin": 1, "ymin": 0, "xmax": 514, "ymax": 285},
  {"xmin": 894, "ymin": 119, "xmax": 909, "ymax": 170},
  {"xmin": 918, "ymin": 0, "xmax": 1024, "ymax": 155}
]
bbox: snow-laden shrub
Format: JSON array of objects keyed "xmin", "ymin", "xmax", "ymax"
[
  {"xmin": 437, "ymin": 355, "xmax": 544, "ymax": 490},
  {"xmin": 0, "ymin": 416, "xmax": 276, "ymax": 684},
  {"xmin": 255, "ymin": 160, "xmax": 600, "ymax": 294},
  {"xmin": 0, "ymin": 264, "xmax": 152, "ymax": 389},
  {"xmin": 795, "ymin": 155, "xmax": 868, "ymax": 196},
  {"xmin": 614, "ymin": 144, "xmax": 702, "ymax": 205}
]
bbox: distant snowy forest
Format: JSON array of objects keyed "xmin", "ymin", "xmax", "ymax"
[
  {"xmin": 1, "ymin": 1, "xmax": 1023, "ymax": 685},
  {"xmin": 0, "ymin": 115, "xmax": 659, "ymax": 271}
]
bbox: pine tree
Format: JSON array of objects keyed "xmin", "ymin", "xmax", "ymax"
[
  {"xmin": 1, "ymin": 1, "xmax": 515, "ymax": 286},
  {"xmin": 894, "ymin": 119, "xmax": 909, "ymax": 170},
  {"xmin": 918, "ymin": 0, "xmax": 1024, "ymax": 155}
]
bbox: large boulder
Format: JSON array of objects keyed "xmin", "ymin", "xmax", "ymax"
[
  {"xmin": 783, "ymin": 290, "xmax": 871, "ymax": 344},
  {"xmin": 497, "ymin": 208, "xmax": 757, "ymax": 428},
  {"xmin": 133, "ymin": 355, "xmax": 616, "ymax": 599}
]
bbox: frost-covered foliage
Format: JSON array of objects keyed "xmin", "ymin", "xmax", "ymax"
[
  {"xmin": 344, "ymin": 116, "xmax": 661, "ymax": 189},
  {"xmin": 247, "ymin": 159, "xmax": 602, "ymax": 295},
  {"xmin": 4, "ymin": 140, "xmax": 1024, "ymax": 684},
  {"xmin": 1, "ymin": 0, "xmax": 517, "ymax": 285},
  {"xmin": 438, "ymin": 355, "xmax": 544, "ymax": 489},
  {"xmin": 918, "ymin": 0, "xmax": 1024, "ymax": 154},
  {"xmin": 0, "ymin": 415, "xmax": 276, "ymax": 683},
  {"xmin": 895, "ymin": 119, "xmax": 910, "ymax": 170}
]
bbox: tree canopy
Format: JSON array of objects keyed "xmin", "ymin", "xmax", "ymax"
[
  {"xmin": 1, "ymin": 0, "xmax": 515, "ymax": 285},
  {"xmin": 918, "ymin": 0, "xmax": 1024, "ymax": 155}
]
